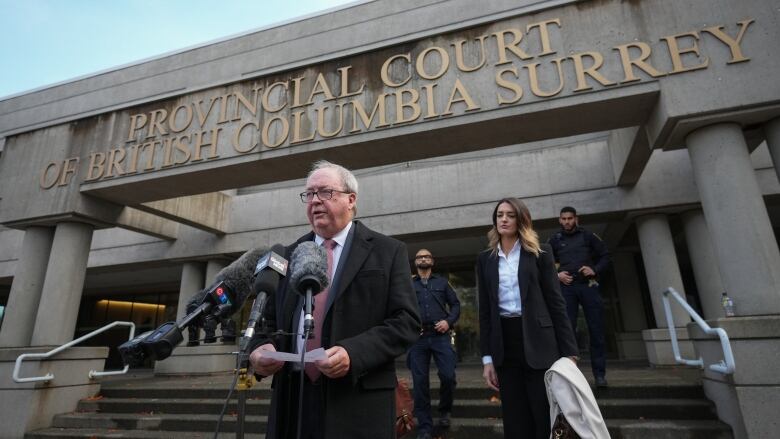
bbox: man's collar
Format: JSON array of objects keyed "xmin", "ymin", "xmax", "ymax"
[{"xmin": 314, "ymin": 220, "xmax": 353, "ymax": 247}]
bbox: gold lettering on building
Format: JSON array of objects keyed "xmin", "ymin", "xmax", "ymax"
[
  {"xmin": 442, "ymin": 79, "xmax": 480, "ymax": 116},
  {"xmin": 85, "ymin": 153, "xmax": 106, "ymax": 182},
  {"xmin": 571, "ymin": 51, "xmax": 617, "ymax": 92},
  {"xmin": 452, "ymin": 36, "xmax": 488, "ymax": 72},
  {"xmin": 526, "ymin": 19, "xmax": 561, "ymax": 57},
  {"xmin": 526, "ymin": 58, "xmax": 566, "ymax": 98},
  {"xmin": 39, "ymin": 162, "xmax": 60, "ymax": 189},
  {"xmin": 496, "ymin": 67, "xmax": 523, "ymax": 105},
  {"xmin": 291, "ymin": 110, "xmax": 317, "ymax": 143},
  {"xmin": 613, "ymin": 42, "xmax": 665, "ymax": 83},
  {"xmin": 381, "ymin": 54, "xmax": 412, "ymax": 87},
  {"xmin": 39, "ymin": 18, "xmax": 759, "ymax": 190},
  {"xmin": 262, "ymin": 116, "xmax": 290, "ymax": 148},
  {"xmin": 233, "ymin": 121, "xmax": 260, "ymax": 153},
  {"xmin": 702, "ymin": 19, "xmax": 754, "ymax": 64},
  {"xmin": 59, "ymin": 158, "xmax": 80, "ymax": 186},
  {"xmin": 492, "ymin": 28, "xmax": 533, "ymax": 65},
  {"xmin": 350, "ymin": 95, "xmax": 389, "ymax": 132},
  {"xmin": 416, "ymin": 47, "xmax": 450, "ymax": 80},
  {"xmin": 663, "ymin": 31, "xmax": 710, "ymax": 74}
]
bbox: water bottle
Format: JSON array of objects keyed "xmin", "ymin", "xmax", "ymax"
[{"xmin": 721, "ymin": 292, "xmax": 736, "ymax": 317}]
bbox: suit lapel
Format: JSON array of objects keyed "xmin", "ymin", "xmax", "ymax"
[
  {"xmin": 330, "ymin": 221, "xmax": 373, "ymax": 306},
  {"xmin": 325, "ymin": 221, "xmax": 357, "ymax": 313},
  {"xmin": 487, "ymin": 252, "xmax": 500, "ymax": 303},
  {"xmin": 519, "ymin": 249, "xmax": 533, "ymax": 305}
]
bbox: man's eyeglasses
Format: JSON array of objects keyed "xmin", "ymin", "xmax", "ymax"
[
  {"xmin": 415, "ymin": 255, "xmax": 433, "ymax": 260},
  {"xmin": 299, "ymin": 188, "xmax": 351, "ymax": 203}
]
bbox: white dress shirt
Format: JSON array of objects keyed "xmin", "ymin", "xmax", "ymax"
[
  {"xmin": 483, "ymin": 239, "xmax": 523, "ymax": 365},
  {"xmin": 295, "ymin": 221, "xmax": 353, "ymax": 356}
]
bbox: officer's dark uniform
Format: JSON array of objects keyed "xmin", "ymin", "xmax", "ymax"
[
  {"xmin": 548, "ymin": 226, "xmax": 610, "ymax": 380},
  {"xmin": 407, "ymin": 273, "xmax": 460, "ymax": 435}
]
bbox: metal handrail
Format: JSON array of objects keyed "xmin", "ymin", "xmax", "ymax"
[
  {"xmin": 13, "ymin": 321, "xmax": 136, "ymax": 383},
  {"xmin": 662, "ymin": 287, "xmax": 735, "ymax": 374}
]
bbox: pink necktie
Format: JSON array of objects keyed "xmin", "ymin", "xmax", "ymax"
[{"xmin": 305, "ymin": 238, "xmax": 336, "ymax": 381}]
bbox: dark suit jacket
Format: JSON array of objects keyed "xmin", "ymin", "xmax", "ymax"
[
  {"xmin": 477, "ymin": 243, "xmax": 578, "ymax": 369},
  {"xmin": 253, "ymin": 220, "xmax": 421, "ymax": 439}
]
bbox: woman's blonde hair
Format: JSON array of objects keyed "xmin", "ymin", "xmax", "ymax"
[{"xmin": 487, "ymin": 197, "xmax": 542, "ymax": 256}]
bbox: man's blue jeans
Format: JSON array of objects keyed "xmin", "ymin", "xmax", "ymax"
[{"xmin": 407, "ymin": 332, "xmax": 457, "ymax": 434}]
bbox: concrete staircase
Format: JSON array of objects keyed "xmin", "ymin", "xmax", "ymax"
[{"xmin": 26, "ymin": 362, "xmax": 734, "ymax": 439}]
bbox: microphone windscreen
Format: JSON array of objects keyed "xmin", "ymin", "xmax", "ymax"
[
  {"xmin": 216, "ymin": 248, "xmax": 265, "ymax": 307},
  {"xmin": 186, "ymin": 288, "xmax": 208, "ymax": 312},
  {"xmin": 253, "ymin": 244, "xmax": 287, "ymax": 295},
  {"xmin": 289, "ymin": 241, "xmax": 329, "ymax": 295}
]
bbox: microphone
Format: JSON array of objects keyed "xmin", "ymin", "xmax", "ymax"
[
  {"xmin": 243, "ymin": 244, "xmax": 288, "ymax": 342},
  {"xmin": 199, "ymin": 248, "xmax": 266, "ymax": 319},
  {"xmin": 119, "ymin": 248, "xmax": 264, "ymax": 367},
  {"xmin": 288, "ymin": 241, "xmax": 329, "ymax": 336}
]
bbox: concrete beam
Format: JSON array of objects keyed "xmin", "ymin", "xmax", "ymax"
[
  {"xmin": 609, "ymin": 127, "xmax": 653, "ymax": 186},
  {"xmin": 79, "ymin": 84, "xmax": 660, "ymax": 206},
  {"xmin": 135, "ymin": 193, "xmax": 230, "ymax": 235},
  {"xmin": 115, "ymin": 206, "xmax": 178, "ymax": 240}
]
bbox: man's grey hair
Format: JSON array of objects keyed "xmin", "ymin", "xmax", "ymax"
[
  {"xmin": 308, "ymin": 160, "xmax": 359, "ymax": 215},
  {"xmin": 308, "ymin": 160, "xmax": 359, "ymax": 195}
]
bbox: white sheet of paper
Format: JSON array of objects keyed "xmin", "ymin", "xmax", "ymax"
[{"xmin": 262, "ymin": 347, "xmax": 327, "ymax": 363}]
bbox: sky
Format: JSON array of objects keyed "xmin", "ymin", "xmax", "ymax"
[{"xmin": 0, "ymin": 0, "xmax": 358, "ymax": 99}]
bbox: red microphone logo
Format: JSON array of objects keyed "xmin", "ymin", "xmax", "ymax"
[{"xmin": 215, "ymin": 286, "xmax": 228, "ymax": 304}]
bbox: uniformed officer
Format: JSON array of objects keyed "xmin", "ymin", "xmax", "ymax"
[
  {"xmin": 407, "ymin": 249, "xmax": 461, "ymax": 439},
  {"xmin": 548, "ymin": 206, "xmax": 610, "ymax": 387}
]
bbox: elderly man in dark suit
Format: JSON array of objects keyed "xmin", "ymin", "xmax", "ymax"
[{"xmin": 249, "ymin": 160, "xmax": 421, "ymax": 439}]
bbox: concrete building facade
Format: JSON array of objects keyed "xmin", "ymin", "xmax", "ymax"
[{"xmin": 0, "ymin": 0, "xmax": 779, "ymax": 437}]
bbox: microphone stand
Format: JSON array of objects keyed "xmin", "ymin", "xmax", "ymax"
[
  {"xmin": 235, "ymin": 293, "xmax": 268, "ymax": 439},
  {"xmin": 296, "ymin": 287, "xmax": 315, "ymax": 439}
]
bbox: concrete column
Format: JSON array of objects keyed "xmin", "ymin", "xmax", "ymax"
[
  {"xmin": 687, "ymin": 122, "xmax": 780, "ymax": 439},
  {"xmin": 764, "ymin": 117, "xmax": 780, "ymax": 185},
  {"xmin": 681, "ymin": 209, "xmax": 726, "ymax": 320},
  {"xmin": 176, "ymin": 262, "xmax": 205, "ymax": 320},
  {"xmin": 612, "ymin": 251, "xmax": 648, "ymax": 332},
  {"xmin": 687, "ymin": 122, "xmax": 780, "ymax": 316},
  {"xmin": 636, "ymin": 214, "xmax": 694, "ymax": 366},
  {"xmin": 30, "ymin": 222, "xmax": 93, "ymax": 346},
  {"xmin": 0, "ymin": 227, "xmax": 54, "ymax": 347},
  {"xmin": 635, "ymin": 214, "xmax": 690, "ymax": 328},
  {"xmin": 612, "ymin": 251, "xmax": 648, "ymax": 359}
]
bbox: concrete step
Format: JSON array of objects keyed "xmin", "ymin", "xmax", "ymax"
[
  {"xmin": 26, "ymin": 429, "xmax": 263, "ymax": 439},
  {"xmin": 33, "ymin": 416, "xmax": 733, "ymax": 439},
  {"xmin": 79, "ymin": 397, "xmax": 273, "ymax": 415},
  {"xmin": 81, "ymin": 395, "xmax": 716, "ymax": 421},
  {"xmin": 606, "ymin": 419, "xmax": 734, "ymax": 439},
  {"xmin": 599, "ymin": 398, "xmax": 717, "ymax": 420},
  {"xmin": 27, "ymin": 365, "xmax": 732, "ymax": 438},
  {"xmin": 50, "ymin": 412, "xmax": 268, "ymax": 433},
  {"xmin": 99, "ymin": 382, "xmax": 705, "ymax": 401},
  {"xmin": 99, "ymin": 387, "xmax": 272, "ymax": 399},
  {"xmin": 425, "ymin": 418, "xmax": 733, "ymax": 439}
]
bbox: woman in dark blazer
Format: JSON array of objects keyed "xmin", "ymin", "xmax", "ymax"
[{"xmin": 477, "ymin": 197, "xmax": 579, "ymax": 439}]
